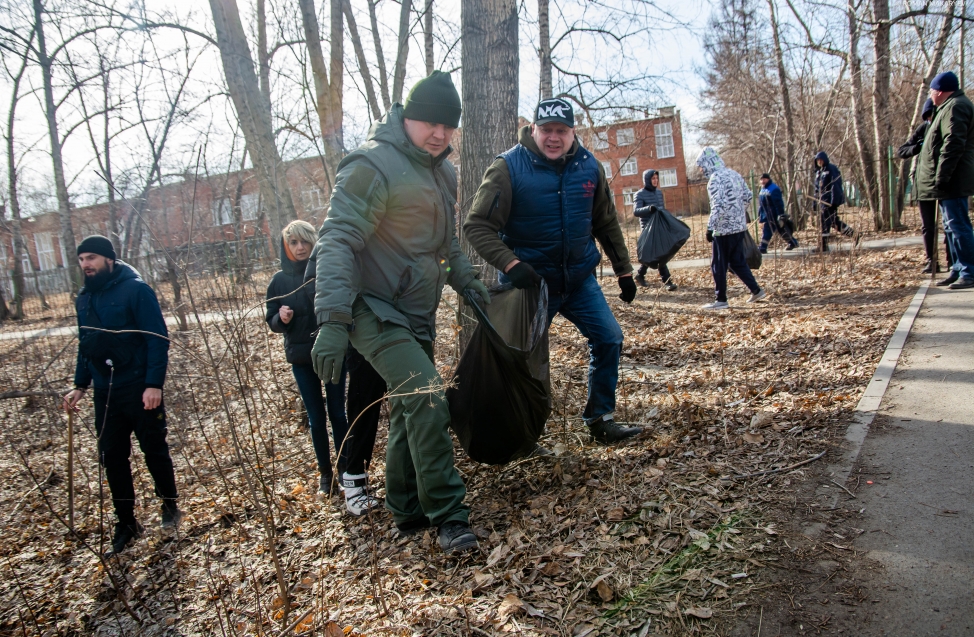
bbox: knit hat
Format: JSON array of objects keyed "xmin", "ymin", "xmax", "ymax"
[
  {"xmin": 921, "ymin": 97, "xmax": 935, "ymax": 120},
  {"xmin": 931, "ymin": 71, "xmax": 959, "ymax": 92},
  {"xmin": 760, "ymin": 173, "xmax": 771, "ymax": 181},
  {"xmin": 77, "ymin": 235, "xmax": 116, "ymax": 261},
  {"xmin": 402, "ymin": 71, "xmax": 462, "ymax": 128}
]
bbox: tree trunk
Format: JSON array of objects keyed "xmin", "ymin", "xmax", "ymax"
[
  {"xmin": 257, "ymin": 0, "xmax": 272, "ymax": 111},
  {"xmin": 392, "ymin": 0, "xmax": 413, "ymax": 102},
  {"xmin": 344, "ymin": 0, "xmax": 383, "ymax": 120},
  {"xmin": 367, "ymin": 0, "xmax": 392, "ymax": 110},
  {"xmin": 767, "ymin": 0, "xmax": 799, "ymax": 221},
  {"xmin": 208, "ymin": 0, "xmax": 297, "ymax": 248},
  {"xmin": 34, "ymin": 0, "xmax": 80, "ymax": 292},
  {"xmin": 872, "ymin": 0, "xmax": 893, "ymax": 230},
  {"xmin": 298, "ymin": 0, "xmax": 344, "ymax": 183},
  {"xmin": 98, "ymin": 58, "xmax": 121, "ymax": 257},
  {"xmin": 538, "ymin": 0, "xmax": 552, "ymax": 100},
  {"xmin": 459, "ymin": 0, "xmax": 518, "ymax": 346},
  {"xmin": 5, "ymin": 44, "xmax": 30, "ymax": 320},
  {"xmin": 424, "ymin": 0, "xmax": 434, "ymax": 74},
  {"xmin": 847, "ymin": 0, "xmax": 879, "ymax": 224}
]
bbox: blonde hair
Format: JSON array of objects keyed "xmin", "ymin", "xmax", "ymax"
[{"xmin": 282, "ymin": 220, "xmax": 317, "ymax": 246}]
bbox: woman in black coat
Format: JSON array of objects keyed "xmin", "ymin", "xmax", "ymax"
[{"xmin": 266, "ymin": 221, "xmax": 350, "ymax": 495}]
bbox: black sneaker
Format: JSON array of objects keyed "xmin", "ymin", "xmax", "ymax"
[
  {"xmin": 395, "ymin": 516, "xmax": 432, "ymax": 536},
  {"xmin": 161, "ymin": 502, "xmax": 183, "ymax": 530},
  {"xmin": 937, "ymin": 272, "xmax": 960, "ymax": 287},
  {"xmin": 634, "ymin": 274, "xmax": 649, "ymax": 288},
  {"xmin": 589, "ymin": 418, "xmax": 642, "ymax": 444},
  {"xmin": 437, "ymin": 521, "xmax": 479, "ymax": 554},
  {"xmin": 318, "ymin": 471, "xmax": 337, "ymax": 497},
  {"xmin": 665, "ymin": 281, "xmax": 678, "ymax": 292},
  {"xmin": 106, "ymin": 521, "xmax": 144, "ymax": 557},
  {"xmin": 948, "ymin": 277, "xmax": 974, "ymax": 290},
  {"xmin": 526, "ymin": 443, "xmax": 554, "ymax": 458}
]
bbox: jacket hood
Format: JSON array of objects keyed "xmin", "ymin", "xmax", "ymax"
[
  {"xmin": 518, "ymin": 124, "xmax": 580, "ymax": 165},
  {"xmin": 369, "ymin": 103, "xmax": 453, "ymax": 166},
  {"xmin": 279, "ymin": 238, "xmax": 308, "ymax": 276},
  {"xmin": 922, "ymin": 98, "xmax": 935, "ymax": 121},
  {"xmin": 695, "ymin": 147, "xmax": 725, "ymax": 178},
  {"xmin": 81, "ymin": 260, "xmax": 141, "ymax": 294},
  {"xmin": 642, "ymin": 169, "xmax": 658, "ymax": 190},
  {"xmin": 814, "ymin": 151, "xmax": 830, "ymax": 166}
]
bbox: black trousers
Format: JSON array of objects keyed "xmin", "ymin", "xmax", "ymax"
[
  {"xmin": 93, "ymin": 384, "xmax": 178, "ymax": 525},
  {"xmin": 636, "ymin": 262, "xmax": 672, "ymax": 283},
  {"xmin": 343, "ymin": 346, "xmax": 387, "ymax": 475},
  {"xmin": 919, "ymin": 199, "xmax": 954, "ymax": 267}
]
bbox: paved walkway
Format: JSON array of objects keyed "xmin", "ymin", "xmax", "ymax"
[
  {"xmin": 667, "ymin": 234, "xmax": 923, "ymax": 270},
  {"xmin": 0, "ymin": 310, "xmax": 249, "ymax": 342},
  {"xmin": 848, "ymin": 285, "xmax": 974, "ymax": 635}
]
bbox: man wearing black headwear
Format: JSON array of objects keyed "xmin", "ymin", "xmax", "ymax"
[
  {"xmin": 63, "ymin": 236, "xmax": 180, "ymax": 557},
  {"xmin": 897, "ymin": 98, "xmax": 952, "ymax": 273}
]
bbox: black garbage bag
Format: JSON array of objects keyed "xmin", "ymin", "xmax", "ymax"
[
  {"xmin": 742, "ymin": 231, "xmax": 762, "ymax": 270},
  {"xmin": 636, "ymin": 207, "xmax": 692, "ymax": 267},
  {"xmin": 447, "ymin": 282, "xmax": 551, "ymax": 465}
]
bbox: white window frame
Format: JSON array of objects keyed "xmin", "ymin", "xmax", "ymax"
[
  {"xmin": 302, "ymin": 187, "xmax": 325, "ymax": 211},
  {"xmin": 34, "ymin": 232, "xmax": 57, "ymax": 270},
  {"xmin": 600, "ymin": 161, "xmax": 612, "ymax": 178},
  {"xmin": 619, "ymin": 157, "xmax": 638, "ymax": 176},
  {"xmin": 211, "ymin": 197, "xmax": 232, "ymax": 226},
  {"xmin": 658, "ymin": 168, "xmax": 678, "ymax": 187},
  {"xmin": 622, "ymin": 187, "xmax": 638, "ymax": 207},
  {"xmin": 240, "ymin": 192, "xmax": 261, "ymax": 221},
  {"xmin": 654, "ymin": 122, "xmax": 675, "ymax": 159},
  {"xmin": 592, "ymin": 131, "xmax": 609, "ymax": 150},
  {"xmin": 616, "ymin": 127, "xmax": 635, "ymax": 146}
]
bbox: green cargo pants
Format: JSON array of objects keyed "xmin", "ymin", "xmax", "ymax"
[{"xmin": 349, "ymin": 298, "xmax": 469, "ymax": 527}]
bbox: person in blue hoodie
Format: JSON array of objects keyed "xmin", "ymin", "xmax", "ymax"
[
  {"xmin": 814, "ymin": 151, "xmax": 858, "ymax": 252},
  {"xmin": 62, "ymin": 235, "xmax": 180, "ymax": 557},
  {"xmin": 634, "ymin": 169, "xmax": 678, "ymax": 291},
  {"xmin": 758, "ymin": 173, "xmax": 798, "ymax": 253}
]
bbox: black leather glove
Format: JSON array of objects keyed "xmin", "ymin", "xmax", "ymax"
[
  {"xmin": 618, "ymin": 275, "xmax": 637, "ymax": 303},
  {"xmin": 649, "ymin": 205, "xmax": 658, "ymax": 214},
  {"xmin": 706, "ymin": 229, "xmax": 714, "ymax": 243},
  {"xmin": 507, "ymin": 261, "xmax": 542, "ymax": 289}
]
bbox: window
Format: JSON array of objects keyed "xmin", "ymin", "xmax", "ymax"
[
  {"xmin": 601, "ymin": 161, "xmax": 612, "ymax": 178},
  {"xmin": 592, "ymin": 132, "xmax": 609, "ymax": 150},
  {"xmin": 34, "ymin": 233, "xmax": 57, "ymax": 270},
  {"xmin": 658, "ymin": 168, "xmax": 678, "ymax": 187},
  {"xmin": 619, "ymin": 157, "xmax": 638, "ymax": 176},
  {"xmin": 654, "ymin": 122, "xmax": 675, "ymax": 159},
  {"xmin": 302, "ymin": 187, "xmax": 325, "ymax": 211},
  {"xmin": 211, "ymin": 197, "xmax": 232, "ymax": 226},
  {"xmin": 240, "ymin": 193, "xmax": 261, "ymax": 221},
  {"xmin": 616, "ymin": 127, "xmax": 635, "ymax": 146},
  {"xmin": 622, "ymin": 187, "xmax": 638, "ymax": 207}
]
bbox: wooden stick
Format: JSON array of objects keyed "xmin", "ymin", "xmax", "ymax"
[
  {"xmin": 67, "ymin": 409, "xmax": 74, "ymax": 532},
  {"xmin": 721, "ymin": 450, "xmax": 827, "ymax": 481}
]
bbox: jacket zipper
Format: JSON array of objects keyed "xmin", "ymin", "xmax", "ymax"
[{"xmin": 372, "ymin": 338, "xmax": 411, "ymax": 358}]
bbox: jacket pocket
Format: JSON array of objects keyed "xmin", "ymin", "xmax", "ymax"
[
  {"xmin": 372, "ymin": 338, "xmax": 411, "ymax": 359},
  {"xmin": 392, "ymin": 266, "xmax": 413, "ymax": 303}
]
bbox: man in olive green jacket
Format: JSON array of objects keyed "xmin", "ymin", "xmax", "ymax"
[
  {"xmin": 915, "ymin": 71, "xmax": 974, "ymax": 288},
  {"xmin": 311, "ymin": 71, "xmax": 489, "ymax": 553}
]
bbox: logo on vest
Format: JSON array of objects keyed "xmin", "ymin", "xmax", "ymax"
[{"xmin": 582, "ymin": 180, "xmax": 596, "ymax": 198}]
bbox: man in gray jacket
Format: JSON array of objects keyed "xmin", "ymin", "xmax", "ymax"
[{"xmin": 310, "ymin": 72, "xmax": 490, "ymax": 553}]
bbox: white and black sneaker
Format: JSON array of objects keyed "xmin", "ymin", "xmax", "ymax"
[{"xmin": 342, "ymin": 473, "xmax": 382, "ymax": 517}]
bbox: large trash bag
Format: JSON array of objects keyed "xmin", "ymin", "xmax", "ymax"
[
  {"xmin": 447, "ymin": 282, "xmax": 551, "ymax": 465},
  {"xmin": 636, "ymin": 207, "xmax": 692, "ymax": 267},
  {"xmin": 742, "ymin": 231, "xmax": 762, "ymax": 270}
]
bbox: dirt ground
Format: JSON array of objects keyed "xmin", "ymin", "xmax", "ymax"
[{"xmin": 0, "ymin": 243, "xmax": 927, "ymax": 636}]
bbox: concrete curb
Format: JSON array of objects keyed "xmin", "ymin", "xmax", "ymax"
[{"xmin": 816, "ymin": 280, "xmax": 931, "ymax": 509}]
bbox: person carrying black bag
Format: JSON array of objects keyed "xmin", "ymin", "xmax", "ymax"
[
  {"xmin": 634, "ymin": 169, "xmax": 678, "ymax": 291},
  {"xmin": 63, "ymin": 236, "xmax": 180, "ymax": 558}
]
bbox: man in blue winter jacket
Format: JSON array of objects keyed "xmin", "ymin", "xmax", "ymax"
[
  {"xmin": 63, "ymin": 236, "xmax": 180, "ymax": 557},
  {"xmin": 814, "ymin": 152, "xmax": 858, "ymax": 252},
  {"xmin": 464, "ymin": 98, "xmax": 642, "ymax": 445},
  {"xmin": 758, "ymin": 173, "xmax": 798, "ymax": 253}
]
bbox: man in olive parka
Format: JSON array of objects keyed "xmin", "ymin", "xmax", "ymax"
[{"xmin": 310, "ymin": 72, "xmax": 490, "ymax": 553}]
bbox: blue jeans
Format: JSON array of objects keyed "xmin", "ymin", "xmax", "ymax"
[
  {"xmin": 939, "ymin": 197, "xmax": 974, "ymax": 280},
  {"xmin": 712, "ymin": 232, "xmax": 760, "ymax": 302},
  {"xmin": 545, "ymin": 273, "xmax": 623, "ymax": 424},
  {"xmin": 291, "ymin": 362, "xmax": 349, "ymax": 474}
]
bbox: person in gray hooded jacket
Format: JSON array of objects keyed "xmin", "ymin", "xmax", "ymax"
[{"xmin": 633, "ymin": 169, "xmax": 678, "ymax": 291}]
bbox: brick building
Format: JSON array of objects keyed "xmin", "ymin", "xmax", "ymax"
[{"xmin": 577, "ymin": 108, "xmax": 688, "ymax": 215}]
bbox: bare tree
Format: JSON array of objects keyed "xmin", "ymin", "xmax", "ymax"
[
  {"xmin": 344, "ymin": 0, "xmax": 383, "ymax": 120},
  {"xmin": 538, "ymin": 0, "xmax": 552, "ymax": 100},
  {"xmin": 767, "ymin": 0, "xmax": 799, "ymax": 218},
  {"xmin": 298, "ymin": 0, "xmax": 344, "ymax": 181},
  {"xmin": 392, "ymin": 0, "xmax": 413, "ymax": 102},
  {"xmin": 424, "ymin": 0, "xmax": 434, "ymax": 74},
  {"xmin": 367, "ymin": 0, "xmax": 392, "ymax": 110}
]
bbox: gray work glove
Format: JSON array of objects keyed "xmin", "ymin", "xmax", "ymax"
[
  {"xmin": 312, "ymin": 322, "xmax": 349, "ymax": 385},
  {"xmin": 464, "ymin": 278, "xmax": 492, "ymax": 305}
]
